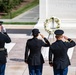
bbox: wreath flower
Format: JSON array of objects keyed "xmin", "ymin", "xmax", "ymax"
[{"xmin": 44, "ymin": 17, "xmax": 60, "ymax": 34}]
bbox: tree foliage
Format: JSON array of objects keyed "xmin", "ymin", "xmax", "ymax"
[{"xmin": 0, "ymin": 0, "xmax": 24, "ymax": 13}]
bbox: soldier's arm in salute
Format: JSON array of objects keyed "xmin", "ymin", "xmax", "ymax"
[
  {"xmin": 63, "ymin": 35, "xmax": 76, "ymax": 48},
  {"xmin": 40, "ymin": 33, "xmax": 50, "ymax": 46},
  {"xmin": 2, "ymin": 27, "xmax": 11, "ymax": 43}
]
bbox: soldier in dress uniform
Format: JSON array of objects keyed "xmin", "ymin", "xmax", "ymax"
[
  {"xmin": 24, "ymin": 28, "xmax": 50, "ymax": 75},
  {"xmin": 0, "ymin": 21, "xmax": 11, "ymax": 75},
  {"xmin": 49, "ymin": 29, "xmax": 76, "ymax": 75}
]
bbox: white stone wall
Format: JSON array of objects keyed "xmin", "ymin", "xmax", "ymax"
[
  {"xmin": 47, "ymin": 0, "xmax": 76, "ymax": 20},
  {"xmin": 35, "ymin": 0, "xmax": 76, "ymax": 60},
  {"xmin": 35, "ymin": 0, "xmax": 76, "ymax": 28}
]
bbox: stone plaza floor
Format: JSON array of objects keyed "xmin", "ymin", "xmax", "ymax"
[{"xmin": 3, "ymin": 25, "xmax": 76, "ymax": 75}]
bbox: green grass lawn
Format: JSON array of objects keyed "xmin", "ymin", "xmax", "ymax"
[
  {"xmin": 2, "ymin": 0, "xmax": 39, "ymax": 19},
  {"xmin": 3, "ymin": 22, "xmax": 37, "ymax": 25}
]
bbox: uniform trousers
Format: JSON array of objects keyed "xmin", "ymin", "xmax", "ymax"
[
  {"xmin": 53, "ymin": 67, "xmax": 68, "ymax": 75},
  {"xmin": 0, "ymin": 64, "xmax": 6, "ymax": 75},
  {"xmin": 28, "ymin": 65, "xmax": 43, "ymax": 75}
]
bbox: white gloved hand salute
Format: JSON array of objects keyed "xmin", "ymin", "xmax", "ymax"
[
  {"xmin": 0, "ymin": 21, "xmax": 7, "ymax": 34},
  {"xmin": 1, "ymin": 25, "xmax": 7, "ymax": 33}
]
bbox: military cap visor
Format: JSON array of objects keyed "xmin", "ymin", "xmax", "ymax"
[
  {"xmin": 54, "ymin": 29, "xmax": 64, "ymax": 35},
  {"xmin": 32, "ymin": 28, "xmax": 40, "ymax": 34},
  {"xmin": 0, "ymin": 21, "xmax": 3, "ymax": 25}
]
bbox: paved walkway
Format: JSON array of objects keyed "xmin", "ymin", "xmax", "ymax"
[
  {"xmin": 12, "ymin": 5, "xmax": 39, "ymax": 22},
  {"xmin": 0, "ymin": 5, "xmax": 39, "ymax": 22},
  {"xmin": 5, "ymin": 34, "xmax": 76, "ymax": 75},
  {"xmin": 3, "ymin": 25, "xmax": 76, "ymax": 75}
]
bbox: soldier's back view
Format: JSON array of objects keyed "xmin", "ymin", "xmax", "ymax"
[{"xmin": 0, "ymin": 21, "xmax": 11, "ymax": 75}]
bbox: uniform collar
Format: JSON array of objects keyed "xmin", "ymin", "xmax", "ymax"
[{"xmin": 56, "ymin": 40, "xmax": 62, "ymax": 42}]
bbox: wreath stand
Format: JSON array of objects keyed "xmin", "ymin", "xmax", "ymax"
[
  {"xmin": 41, "ymin": 17, "xmax": 60, "ymax": 60},
  {"xmin": 44, "ymin": 17, "xmax": 60, "ymax": 42},
  {"xmin": 48, "ymin": 18, "xmax": 55, "ymax": 41}
]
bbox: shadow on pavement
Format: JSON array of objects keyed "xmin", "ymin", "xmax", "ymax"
[
  {"xmin": 10, "ymin": 58, "xmax": 24, "ymax": 62},
  {"xmin": 6, "ymin": 29, "xmax": 32, "ymax": 35}
]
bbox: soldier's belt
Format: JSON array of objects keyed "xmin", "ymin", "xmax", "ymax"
[{"xmin": 0, "ymin": 48, "xmax": 5, "ymax": 51}]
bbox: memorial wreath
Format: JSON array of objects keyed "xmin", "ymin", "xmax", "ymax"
[{"xmin": 44, "ymin": 17, "xmax": 60, "ymax": 34}]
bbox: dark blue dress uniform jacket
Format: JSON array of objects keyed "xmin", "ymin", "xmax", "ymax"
[
  {"xmin": 24, "ymin": 37, "xmax": 50, "ymax": 66},
  {"xmin": 0, "ymin": 32, "xmax": 11, "ymax": 64},
  {"xmin": 49, "ymin": 39, "xmax": 75, "ymax": 69}
]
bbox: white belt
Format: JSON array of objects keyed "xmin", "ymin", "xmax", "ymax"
[{"xmin": 0, "ymin": 48, "xmax": 5, "ymax": 51}]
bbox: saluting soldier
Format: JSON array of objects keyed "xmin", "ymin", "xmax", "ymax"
[
  {"xmin": 24, "ymin": 28, "xmax": 50, "ymax": 75},
  {"xmin": 0, "ymin": 21, "xmax": 11, "ymax": 75},
  {"xmin": 49, "ymin": 29, "xmax": 76, "ymax": 75}
]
